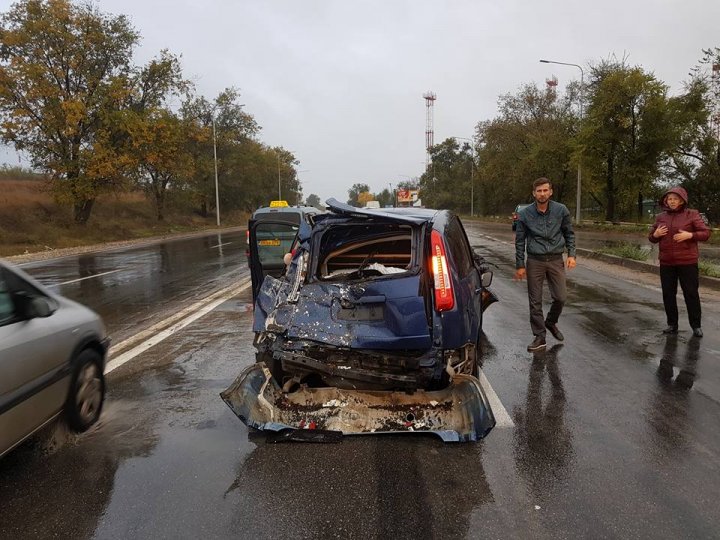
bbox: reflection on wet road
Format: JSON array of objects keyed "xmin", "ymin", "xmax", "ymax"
[
  {"xmin": 1, "ymin": 224, "xmax": 719, "ymax": 538},
  {"xmin": 18, "ymin": 231, "xmax": 249, "ymax": 342}
]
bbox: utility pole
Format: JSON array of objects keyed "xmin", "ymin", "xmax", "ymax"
[
  {"xmin": 212, "ymin": 115, "xmax": 220, "ymax": 227},
  {"xmin": 277, "ymin": 153, "xmax": 282, "ymax": 201}
]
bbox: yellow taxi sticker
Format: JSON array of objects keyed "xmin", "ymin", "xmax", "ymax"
[{"xmin": 258, "ymin": 239, "xmax": 281, "ymax": 246}]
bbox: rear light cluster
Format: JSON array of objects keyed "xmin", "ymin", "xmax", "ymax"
[{"xmin": 430, "ymin": 230, "xmax": 455, "ymax": 312}]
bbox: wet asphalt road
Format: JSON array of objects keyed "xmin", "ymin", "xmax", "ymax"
[
  {"xmin": 1, "ymin": 225, "xmax": 719, "ymax": 539},
  {"xmin": 16, "ymin": 231, "xmax": 249, "ymax": 343}
]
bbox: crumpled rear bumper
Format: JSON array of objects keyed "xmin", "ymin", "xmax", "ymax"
[{"xmin": 220, "ymin": 363, "xmax": 496, "ymax": 442}]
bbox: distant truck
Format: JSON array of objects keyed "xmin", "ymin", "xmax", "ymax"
[{"xmin": 364, "ymin": 200, "xmax": 380, "ymax": 209}]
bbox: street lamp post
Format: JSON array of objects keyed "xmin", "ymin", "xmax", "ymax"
[
  {"xmin": 454, "ymin": 137, "xmax": 475, "ymax": 217},
  {"xmin": 277, "ymin": 154, "xmax": 282, "ymax": 201},
  {"xmin": 540, "ymin": 59, "xmax": 584, "ymax": 224},
  {"xmin": 212, "ymin": 115, "xmax": 220, "ymax": 227},
  {"xmin": 295, "ymin": 170, "xmax": 310, "ymax": 205}
]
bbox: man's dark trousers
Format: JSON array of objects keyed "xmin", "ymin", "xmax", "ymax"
[
  {"xmin": 526, "ymin": 256, "xmax": 567, "ymax": 337},
  {"xmin": 660, "ymin": 264, "xmax": 701, "ymax": 329}
]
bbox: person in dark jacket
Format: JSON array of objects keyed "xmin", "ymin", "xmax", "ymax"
[
  {"xmin": 648, "ymin": 187, "xmax": 711, "ymax": 337},
  {"xmin": 514, "ymin": 178, "xmax": 576, "ymax": 352}
]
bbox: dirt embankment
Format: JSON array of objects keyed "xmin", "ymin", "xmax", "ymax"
[{"xmin": 0, "ymin": 177, "xmax": 249, "ymax": 259}]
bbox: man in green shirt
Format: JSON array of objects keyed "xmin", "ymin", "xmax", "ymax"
[{"xmin": 514, "ymin": 178, "xmax": 577, "ymax": 352}]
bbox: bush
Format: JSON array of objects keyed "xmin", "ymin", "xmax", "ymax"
[{"xmin": 699, "ymin": 260, "xmax": 720, "ymax": 278}]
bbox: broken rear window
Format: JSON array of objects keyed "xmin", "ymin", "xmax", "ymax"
[{"xmin": 315, "ymin": 223, "xmax": 414, "ymax": 280}]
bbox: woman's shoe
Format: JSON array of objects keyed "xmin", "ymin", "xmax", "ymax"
[
  {"xmin": 662, "ymin": 326, "xmax": 678, "ymax": 334},
  {"xmin": 692, "ymin": 327, "xmax": 703, "ymax": 338}
]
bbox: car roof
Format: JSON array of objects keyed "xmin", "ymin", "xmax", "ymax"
[
  {"xmin": 323, "ymin": 198, "xmax": 439, "ymax": 225},
  {"xmin": 252, "ymin": 205, "xmax": 321, "ymax": 216}
]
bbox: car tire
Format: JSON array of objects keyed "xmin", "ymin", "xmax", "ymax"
[
  {"xmin": 65, "ymin": 349, "xmax": 105, "ymax": 432},
  {"xmin": 471, "ymin": 333, "xmax": 484, "ymax": 379}
]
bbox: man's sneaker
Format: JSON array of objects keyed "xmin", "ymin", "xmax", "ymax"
[
  {"xmin": 692, "ymin": 327, "xmax": 703, "ymax": 338},
  {"xmin": 662, "ymin": 325, "xmax": 678, "ymax": 334},
  {"xmin": 527, "ymin": 336, "xmax": 546, "ymax": 352},
  {"xmin": 545, "ymin": 321, "xmax": 564, "ymax": 341}
]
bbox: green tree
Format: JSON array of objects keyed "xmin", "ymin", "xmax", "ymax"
[
  {"xmin": 347, "ymin": 183, "xmax": 370, "ymax": 207},
  {"xmin": 124, "ymin": 52, "xmax": 191, "ymax": 220},
  {"xmin": 475, "ymin": 83, "xmax": 577, "ymax": 215},
  {"xmin": 418, "ymin": 138, "xmax": 473, "ymax": 211},
  {"xmin": 129, "ymin": 109, "xmax": 199, "ymax": 220},
  {"xmin": 663, "ymin": 48, "xmax": 720, "ymax": 224},
  {"xmin": 0, "ymin": 0, "xmax": 139, "ymax": 223},
  {"xmin": 579, "ymin": 61, "xmax": 674, "ymax": 221},
  {"xmin": 375, "ymin": 188, "xmax": 393, "ymax": 207},
  {"xmin": 181, "ymin": 88, "xmax": 260, "ymax": 216},
  {"xmin": 305, "ymin": 193, "xmax": 322, "ymax": 209}
]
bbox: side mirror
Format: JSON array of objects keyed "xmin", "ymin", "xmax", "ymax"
[
  {"xmin": 30, "ymin": 297, "xmax": 53, "ymax": 318},
  {"xmin": 481, "ymin": 271, "xmax": 493, "ymax": 288}
]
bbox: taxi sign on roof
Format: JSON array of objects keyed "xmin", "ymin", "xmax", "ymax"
[{"xmin": 269, "ymin": 200, "xmax": 289, "ymax": 208}]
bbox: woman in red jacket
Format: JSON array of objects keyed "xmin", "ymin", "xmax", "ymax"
[{"xmin": 649, "ymin": 187, "xmax": 711, "ymax": 337}]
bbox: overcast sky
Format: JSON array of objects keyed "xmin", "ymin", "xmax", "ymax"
[{"xmin": 2, "ymin": 0, "xmax": 719, "ymax": 203}]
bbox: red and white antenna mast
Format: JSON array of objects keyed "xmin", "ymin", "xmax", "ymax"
[
  {"xmin": 546, "ymin": 75, "xmax": 558, "ymax": 94},
  {"xmin": 423, "ymin": 91, "xmax": 436, "ymax": 171}
]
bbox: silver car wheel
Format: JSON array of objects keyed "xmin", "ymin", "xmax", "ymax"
[
  {"xmin": 66, "ymin": 349, "xmax": 105, "ymax": 432},
  {"xmin": 75, "ymin": 363, "xmax": 102, "ymax": 424}
]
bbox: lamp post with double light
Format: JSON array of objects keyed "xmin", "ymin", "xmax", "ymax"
[{"xmin": 539, "ymin": 58, "xmax": 584, "ymax": 223}]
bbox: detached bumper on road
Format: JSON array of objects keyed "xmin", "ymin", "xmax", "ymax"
[{"xmin": 220, "ymin": 363, "xmax": 496, "ymax": 442}]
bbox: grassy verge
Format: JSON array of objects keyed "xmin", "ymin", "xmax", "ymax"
[
  {"xmin": 597, "ymin": 242, "xmax": 720, "ymax": 278},
  {"xmin": 597, "ymin": 242, "xmax": 651, "ymax": 261},
  {"xmin": 699, "ymin": 260, "xmax": 720, "ymax": 278},
  {"xmin": 0, "ymin": 180, "xmax": 248, "ymax": 257}
]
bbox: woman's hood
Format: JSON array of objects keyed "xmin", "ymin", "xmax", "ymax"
[{"xmin": 659, "ymin": 187, "xmax": 688, "ymax": 210}]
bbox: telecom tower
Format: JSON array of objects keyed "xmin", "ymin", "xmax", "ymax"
[
  {"xmin": 546, "ymin": 75, "xmax": 558, "ymax": 94},
  {"xmin": 423, "ymin": 91, "xmax": 436, "ymax": 171}
]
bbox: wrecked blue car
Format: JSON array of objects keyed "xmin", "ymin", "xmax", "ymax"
[{"xmin": 222, "ymin": 199, "xmax": 498, "ymax": 442}]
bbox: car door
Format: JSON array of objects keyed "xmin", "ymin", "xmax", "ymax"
[
  {"xmin": 248, "ymin": 215, "xmax": 307, "ymax": 302},
  {"xmin": 444, "ymin": 217, "xmax": 484, "ymax": 345},
  {"xmin": 0, "ymin": 267, "xmax": 69, "ymax": 456}
]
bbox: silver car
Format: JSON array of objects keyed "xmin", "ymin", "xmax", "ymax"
[{"xmin": 0, "ymin": 260, "xmax": 109, "ymax": 458}]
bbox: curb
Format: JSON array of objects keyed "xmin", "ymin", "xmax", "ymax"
[{"xmin": 577, "ymin": 248, "xmax": 720, "ymax": 291}]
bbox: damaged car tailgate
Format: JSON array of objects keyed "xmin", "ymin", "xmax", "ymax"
[{"xmin": 220, "ymin": 363, "xmax": 496, "ymax": 442}]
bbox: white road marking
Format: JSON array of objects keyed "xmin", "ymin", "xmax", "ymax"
[
  {"xmin": 477, "ymin": 369, "xmax": 515, "ymax": 427},
  {"xmin": 210, "ymin": 242, "xmax": 233, "ymax": 248},
  {"xmin": 49, "ymin": 269, "xmax": 123, "ymax": 287},
  {"xmin": 105, "ymin": 278, "xmax": 251, "ymax": 374}
]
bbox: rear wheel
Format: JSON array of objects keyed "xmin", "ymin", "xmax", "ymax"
[{"xmin": 65, "ymin": 349, "xmax": 105, "ymax": 432}]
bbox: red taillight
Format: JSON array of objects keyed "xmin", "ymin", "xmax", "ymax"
[
  {"xmin": 430, "ymin": 230, "xmax": 455, "ymax": 312},
  {"xmin": 246, "ymin": 229, "xmax": 250, "ymax": 244}
]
